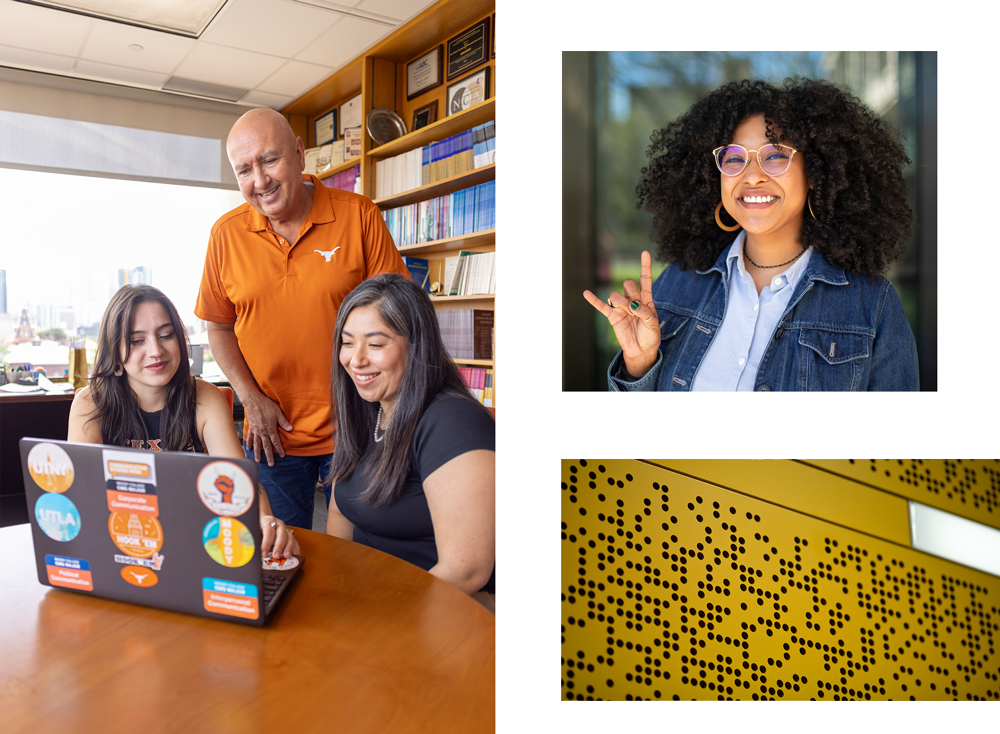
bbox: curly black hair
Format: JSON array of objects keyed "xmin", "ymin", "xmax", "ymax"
[{"xmin": 635, "ymin": 78, "xmax": 913, "ymax": 277}]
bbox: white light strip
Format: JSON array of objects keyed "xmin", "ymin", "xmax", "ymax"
[{"xmin": 909, "ymin": 501, "xmax": 1000, "ymax": 578}]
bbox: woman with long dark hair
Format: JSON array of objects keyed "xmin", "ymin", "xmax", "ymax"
[
  {"xmin": 325, "ymin": 274, "xmax": 495, "ymax": 607},
  {"xmin": 583, "ymin": 78, "xmax": 919, "ymax": 391},
  {"xmin": 68, "ymin": 284, "xmax": 298, "ymax": 558}
]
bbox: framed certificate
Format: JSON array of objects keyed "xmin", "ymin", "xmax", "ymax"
[
  {"xmin": 314, "ymin": 109, "xmax": 335, "ymax": 146},
  {"xmin": 412, "ymin": 100, "xmax": 438, "ymax": 131},
  {"xmin": 446, "ymin": 68, "xmax": 489, "ymax": 117},
  {"xmin": 446, "ymin": 17, "xmax": 490, "ymax": 81},
  {"xmin": 406, "ymin": 46, "xmax": 443, "ymax": 101},
  {"xmin": 339, "ymin": 94, "xmax": 362, "ymax": 136}
]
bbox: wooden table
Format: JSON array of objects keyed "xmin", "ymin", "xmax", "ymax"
[{"xmin": 0, "ymin": 524, "xmax": 495, "ymax": 733}]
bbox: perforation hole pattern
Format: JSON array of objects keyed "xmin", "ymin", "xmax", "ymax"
[{"xmin": 561, "ymin": 460, "xmax": 1000, "ymax": 701}]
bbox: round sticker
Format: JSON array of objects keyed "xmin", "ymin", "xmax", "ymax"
[
  {"xmin": 196, "ymin": 461, "xmax": 254, "ymax": 517},
  {"xmin": 34, "ymin": 493, "xmax": 82, "ymax": 541},
  {"xmin": 27, "ymin": 443, "xmax": 75, "ymax": 493},
  {"xmin": 202, "ymin": 517, "xmax": 254, "ymax": 568},
  {"xmin": 120, "ymin": 567, "xmax": 158, "ymax": 588},
  {"xmin": 108, "ymin": 512, "xmax": 164, "ymax": 558},
  {"xmin": 262, "ymin": 555, "xmax": 299, "ymax": 571}
]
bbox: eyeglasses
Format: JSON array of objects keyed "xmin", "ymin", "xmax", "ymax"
[{"xmin": 712, "ymin": 144, "xmax": 798, "ymax": 177}]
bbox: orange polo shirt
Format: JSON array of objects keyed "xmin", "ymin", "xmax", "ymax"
[{"xmin": 194, "ymin": 176, "xmax": 409, "ymax": 455}]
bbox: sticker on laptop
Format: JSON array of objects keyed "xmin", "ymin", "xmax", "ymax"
[
  {"xmin": 202, "ymin": 577, "xmax": 260, "ymax": 620},
  {"xmin": 45, "ymin": 555, "xmax": 93, "ymax": 591},
  {"xmin": 202, "ymin": 517, "xmax": 254, "ymax": 568},
  {"xmin": 262, "ymin": 554, "xmax": 299, "ymax": 571},
  {"xmin": 114, "ymin": 553, "xmax": 165, "ymax": 571},
  {"xmin": 196, "ymin": 461, "xmax": 254, "ymax": 517},
  {"xmin": 120, "ymin": 566, "xmax": 158, "ymax": 588},
  {"xmin": 27, "ymin": 443, "xmax": 75, "ymax": 493},
  {"xmin": 35, "ymin": 493, "xmax": 82, "ymax": 542},
  {"xmin": 108, "ymin": 512, "xmax": 164, "ymax": 558},
  {"xmin": 102, "ymin": 449, "xmax": 157, "ymax": 495}
]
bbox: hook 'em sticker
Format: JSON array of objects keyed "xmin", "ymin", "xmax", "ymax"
[
  {"xmin": 196, "ymin": 461, "xmax": 254, "ymax": 517},
  {"xmin": 27, "ymin": 443, "xmax": 75, "ymax": 493},
  {"xmin": 108, "ymin": 512, "xmax": 164, "ymax": 558},
  {"xmin": 35, "ymin": 493, "xmax": 82, "ymax": 541},
  {"xmin": 202, "ymin": 517, "xmax": 254, "ymax": 568}
]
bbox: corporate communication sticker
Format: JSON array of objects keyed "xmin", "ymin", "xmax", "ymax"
[
  {"xmin": 196, "ymin": 461, "xmax": 254, "ymax": 517},
  {"xmin": 27, "ymin": 443, "xmax": 75, "ymax": 493},
  {"xmin": 44, "ymin": 555, "xmax": 93, "ymax": 591},
  {"xmin": 202, "ymin": 517, "xmax": 254, "ymax": 568},
  {"xmin": 35, "ymin": 493, "xmax": 82, "ymax": 541},
  {"xmin": 202, "ymin": 577, "xmax": 259, "ymax": 620}
]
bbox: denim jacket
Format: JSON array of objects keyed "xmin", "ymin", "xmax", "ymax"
[{"xmin": 608, "ymin": 247, "xmax": 919, "ymax": 391}]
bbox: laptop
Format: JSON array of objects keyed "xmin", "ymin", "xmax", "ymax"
[{"xmin": 19, "ymin": 437, "xmax": 304, "ymax": 626}]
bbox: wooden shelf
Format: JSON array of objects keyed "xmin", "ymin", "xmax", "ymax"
[
  {"xmin": 368, "ymin": 98, "xmax": 496, "ymax": 160},
  {"xmin": 396, "ymin": 229, "xmax": 494, "ymax": 256},
  {"xmin": 316, "ymin": 156, "xmax": 362, "ymax": 180},
  {"xmin": 429, "ymin": 294, "xmax": 495, "ymax": 303},
  {"xmin": 374, "ymin": 164, "xmax": 494, "ymax": 209},
  {"xmin": 453, "ymin": 358, "xmax": 493, "ymax": 366}
]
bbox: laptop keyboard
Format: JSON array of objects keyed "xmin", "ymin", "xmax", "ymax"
[{"xmin": 262, "ymin": 574, "xmax": 288, "ymax": 606}]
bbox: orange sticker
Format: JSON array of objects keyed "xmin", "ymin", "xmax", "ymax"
[
  {"xmin": 107, "ymin": 460, "xmax": 151, "ymax": 479},
  {"xmin": 120, "ymin": 567, "xmax": 158, "ymax": 588},
  {"xmin": 108, "ymin": 512, "xmax": 164, "ymax": 558},
  {"xmin": 27, "ymin": 443, "xmax": 75, "ymax": 493},
  {"xmin": 106, "ymin": 490, "xmax": 159, "ymax": 516}
]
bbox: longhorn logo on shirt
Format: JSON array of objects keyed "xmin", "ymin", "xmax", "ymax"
[{"xmin": 314, "ymin": 247, "xmax": 341, "ymax": 262}]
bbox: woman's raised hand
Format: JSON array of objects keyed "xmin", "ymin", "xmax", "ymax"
[{"xmin": 582, "ymin": 250, "xmax": 660, "ymax": 379}]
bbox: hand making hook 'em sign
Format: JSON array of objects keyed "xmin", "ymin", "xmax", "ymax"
[{"xmin": 582, "ymin": 250, "xmax": 661, "ymax": 379}]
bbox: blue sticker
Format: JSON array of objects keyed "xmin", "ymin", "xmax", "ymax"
[
  {"xmin": 35, "ymin": 493, "xmax": 82, "ymax": 542},
  {"xmin": 202, "ymin": 577, "xmax": 258, "ymax": 598}
]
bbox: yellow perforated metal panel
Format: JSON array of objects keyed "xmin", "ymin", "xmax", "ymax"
[
  {"xmin": 562, "ymin": 460, "xmax": 1000, "ymax": 701},
  {"xmin": 803, "ymin": 460, "xmax": 1000, "ymax": 530}
]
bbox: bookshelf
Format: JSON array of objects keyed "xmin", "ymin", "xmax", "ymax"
[{"xmin": 282, "ymin": 0, "xmax": 496, "ymax": 409}]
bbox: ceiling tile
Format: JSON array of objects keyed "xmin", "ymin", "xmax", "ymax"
[
  {"xmin": 0, "ymin": 44, "xmax": 77, "ymax": 73},
  {"xmin": 295, "ymin": 15, "xmax": 385, "ymax": 68},
  {"xmin": 73, "ymin": 59, "xmax": 169, "ymax": 88},
  {"xmin": 354, "ymin": 0, "xmax": 434, "ymax": 22},
  {"xmin": 256, "ymin": 59, "xmax": 332, "ymax": 96},
  {"xmin": 81, "ymin": 21, "xmax": 196, "ymax": 73},
  {"xmin": 202, "ymin": 0, "xmax": 338, "ymax": 57},
  {"xmin": 240, "ymin": 89, "xmax": 294, "ymax": 109},
  {"xmin": 0, "ymin": 0, "xmax": 92, "ymax": 56},
  {"xmin": 173, "ymin": 43, "xmax": 285, "ymax": 89}
]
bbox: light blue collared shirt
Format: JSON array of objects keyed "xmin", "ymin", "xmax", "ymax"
[{"xmin": 691, "ymin": 232, "xmax": 813, "ymax": 391}]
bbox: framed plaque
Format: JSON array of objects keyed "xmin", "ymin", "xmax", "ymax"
[
  {"xmin": 446, "ymin": 68, "xmax": 489, "ymax": 117},
  {"xmin": 314, "ymin": 109, "xmax": 335, "ymax": 146},
  {"xmin": 412, "ymin": 100, "xmax": 438, "ymax": 130},
  {"xmin": 339, "ymin": 93, "xmax": 362, "ymax": 136},
  {"xmin": 491, "ymin": 13, "xmax": 495, "ymax": 58},
  {"xmin": 445, "ymin": 17, "xmax": 490, "ymax": 81},
  {"xmin": 406, "ymin": 45, "xmax": 443, "ymax": 101}
]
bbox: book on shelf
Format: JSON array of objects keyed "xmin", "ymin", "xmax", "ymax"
[
  {"xmin": 471, "ymin": 121, "xmax": 495, "ymax": 168},
  {"xmin": 401, "ymin": 256, "xmax": 431, "ymax": 293},
  {"xmin": 458, "ymin": 366, "xmax": 493, "ymax": 408},
  {"xmin": 436, "ymin": 309, "xmax": 493, "ymax": 361},
  {"xmin": 382, "ymin": 180, "xmax": 495, "ymax": 248},
  {"xmin": 445, "ymin": 250, "xmax": 495, "ymax": 296},
  {"xmin": 374, "ymin": 121, "xmax": 495, "ymax": 199},
  {"xmin": 320, "ymin": 165, "xmax": 361, "ymax": 193}
]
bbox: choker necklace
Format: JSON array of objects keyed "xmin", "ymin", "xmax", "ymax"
[
  {"xmin": 744, "ymin": 242, "xmax": 805, "ymax": 269},
  {"xmin": 374, "ymin": 405, "xmax": 385, "ymax": 443}
]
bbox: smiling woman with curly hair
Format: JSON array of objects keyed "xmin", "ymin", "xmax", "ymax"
[{"xmin": 583, "ymin": 78, "xmax": 918, "ymax": 391}]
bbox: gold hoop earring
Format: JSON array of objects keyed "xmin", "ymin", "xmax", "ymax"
[
  {"xmin": 714, "ymin": 202, "xmax": 740, "ymax": 232},
  {"xmin": 807, "ymin": 191, "xmax": 817, "ymax": 221},
  {"xmin": 113, "ymin": 365, "xmax": 124, "ymax": 377}
]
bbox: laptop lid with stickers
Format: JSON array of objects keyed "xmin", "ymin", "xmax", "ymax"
[{"xmin": 19, "ymin": 438, "xmax": 303, "ymax": 626}]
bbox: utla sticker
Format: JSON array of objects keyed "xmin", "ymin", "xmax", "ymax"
[
  {"xmin": 202, "ymin": 517, "xmax": 254, "ymax": 568},
  {"xmin": 45, "ymin": 555, "xmax": 93, "ymax": 591},
  {"xmin": 27, "ymin": 443, "xmax": 75, "ymax": 493},
  {"xmin": 35, "ymin": 494, "xmax": 82, "ymax": 542},
  {"xmin": 202, "ymin": 577, "xmax": 259, "ymax": 620},
  {"xmin": 196, "ymin": 461, "xmax": 254, "ymax": 517}
]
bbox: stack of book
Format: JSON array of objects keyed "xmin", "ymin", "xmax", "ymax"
[
  {"xmin": 459, "ymin": 367, "xmax": 493, "ymax": 408},
  {"xmin": 382, "ymin": 180, "xmax": 495, "ymax": 248},
  {"xmin": 440, "ymin": 250, "xmax": 495, "ymax": 296},
  {"xmin": 401, "ymin": 256, "xmax": 431, "ymax": 293},
  {"xmin": 374, "ymin": 121, "xmax": 495, "ymax": 199},
  {"xmin": 320, "ymin": 165, "xmax": 360, "ymax": 193},
  {"xmin": 436, "ymin": 309, "xmax": 493, "ymax": 361}
]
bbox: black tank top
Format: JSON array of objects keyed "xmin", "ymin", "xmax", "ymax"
[{"xmin": 128, "ymin": 409, "xmax": 204, "ymax": 453}]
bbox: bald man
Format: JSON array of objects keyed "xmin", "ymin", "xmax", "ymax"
[{"xmin": 195, "ymin": 109, "xmax": 409, "ymax": 529}]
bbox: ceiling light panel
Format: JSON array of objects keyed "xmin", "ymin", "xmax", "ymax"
[{"xmin": 19, "ymin": 0, "xmax": 228, "ymax": 36}]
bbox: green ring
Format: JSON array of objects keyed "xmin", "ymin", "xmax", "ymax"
[{"xmin": 629, "ymin": 300, "xmax": 641, "ymax": 312}]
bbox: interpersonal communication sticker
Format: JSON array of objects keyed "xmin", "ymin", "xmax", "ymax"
[
  {"xmin": 202, "ymin": 517, "xmax": 254, "ymax": 568},
  {"xmin": 196, "ymin": 461, "xmax": 254, "ymax": 517},
  {"xmin": 35, "ymin": 493, "xmax": 82, "ymax": 541},
  {"xmin": 108, "ymin": 512, "xmax": 164, "ymax": 558},
  {"xmin": 45, "ymin": 555, "xmax": 93, "ymax": 591},
  {"xmin": 27, "ymin": 443, "xmax": 75, "ymax": 493},
  {"xmin": 120, "ymin": 566, "xmax": 158, "ymax": 588},
  {"xmin": 202, "ymin": 577, "xmax": 260, "ymax": 620}
]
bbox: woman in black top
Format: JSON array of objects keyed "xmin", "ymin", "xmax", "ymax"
[
  {"xmin": 326, "ymin": 274, "xmax": 495, "ymax": 603},
  {"xmin": 68, "ymin": 284, "xmax": 297, "ymax": 558}
]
